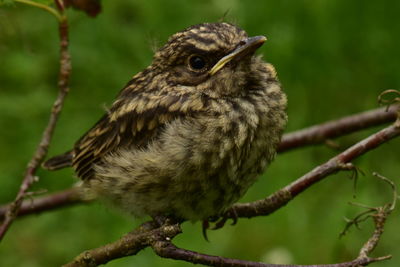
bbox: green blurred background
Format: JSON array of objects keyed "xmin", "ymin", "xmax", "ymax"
[{"xmin": 1, "ymin": 0, "xmax": 399, "ymax": 266}]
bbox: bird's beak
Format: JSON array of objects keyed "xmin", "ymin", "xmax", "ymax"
[{"xmin": 209, "ymin": 35, "xmax": 267, "ymax": 76}]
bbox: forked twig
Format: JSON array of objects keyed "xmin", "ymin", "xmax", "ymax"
[
  {"xmin": 0, "ymin": 2, "xmax": 70, "ymax": 241},
  {"xmin": 340, "ymin": 172, "xmax": 397, "ymax": 263}
]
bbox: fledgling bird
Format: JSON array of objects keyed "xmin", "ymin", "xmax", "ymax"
[{"xmin": 43, "ymin": 22, "xmax": 287, "ymax": 222}]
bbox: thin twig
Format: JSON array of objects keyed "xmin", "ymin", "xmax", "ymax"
[
  {"xmin": 378, "ymin": 89, "xmax": 400, "ymax": 108},
  {"xmin": 278, "ymin": 104, "xmax": 399, "ymax": 152},
  {"xmin": 0, "ymin": 10, "xmax": 70, "ymax": 241},
  {"xmin": 153, "ymin": 241, "xmax": 284, "ymax": 267},
  {"xmin": 0, "ymin": 188, "xmax": 82, "ymax": 221},
  {"xmin": 344, "ymin": 172, "xmax": 397, "ymax": 261}
]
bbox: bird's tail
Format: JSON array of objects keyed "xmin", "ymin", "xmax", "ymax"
[{"xmin": 42, "ymin": 151, "xmax": 73, "ymax": 171}]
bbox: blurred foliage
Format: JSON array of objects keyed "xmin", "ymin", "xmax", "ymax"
[{"xmin": 0, "ymin": 0, "xmax": 399, "ymax": 266}]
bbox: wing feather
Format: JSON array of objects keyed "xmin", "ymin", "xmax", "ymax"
[{"xmin": 72, "ymin": 92, "xmax": 204, "ymax": 180}]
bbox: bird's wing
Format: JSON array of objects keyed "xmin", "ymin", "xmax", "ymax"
[
  {"xmin": 72, "ymin": 92, "xmax": 204, "ymax": 180},
  {"xmin": 42, "ymin": 101, "xmax": 188, "ymax": 174}
]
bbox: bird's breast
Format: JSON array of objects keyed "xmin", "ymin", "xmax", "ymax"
[{"xmin": 90, "ymin": 81, "xmax": 287, "ymax": 220}]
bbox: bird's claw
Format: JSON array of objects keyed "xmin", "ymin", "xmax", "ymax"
[{"xmin": 201, "ymin": 207, "xmax": 238, "ymax": 241}]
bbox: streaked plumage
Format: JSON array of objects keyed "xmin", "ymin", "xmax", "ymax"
[{"xmin": 43, "ymin": 22, "xmax": 287, "ymax": 221}]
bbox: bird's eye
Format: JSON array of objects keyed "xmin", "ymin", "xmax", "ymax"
[{"xmin": 188, "ymin": 55, "xmax": 207, "ymax": 71}]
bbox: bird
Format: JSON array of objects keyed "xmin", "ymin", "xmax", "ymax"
[{"xmin": 43, "ymin": 22, "xmax": 287, "ymax": 224}]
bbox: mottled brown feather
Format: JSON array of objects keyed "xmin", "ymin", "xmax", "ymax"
[{"xmin": 72, "ymin": 95, "xmax": 198, "ymax": 180}]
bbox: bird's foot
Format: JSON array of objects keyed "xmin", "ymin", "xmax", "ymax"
[{"xmin": 202, "ymin": 207, "xmax": 238, "ymax": 241}]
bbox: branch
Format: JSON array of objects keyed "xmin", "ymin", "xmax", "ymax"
[
  {"xmin": 63, "ymin": 220, "xmax": 182, "ymax": 267},
  {"xmin": 63, "ymin": 204, "xmax": 392, "ymax": 267},
  {"xmin": 1, "ymin": 105, "xmax": 399, "ymax": 222},
  {"xmin": 0, "ymin": 6, "xmax": 70, "ymax": 241},
  {"xmin": 153, "ymin": 240, "xmax": 283, "ymax": 267},
  {"xmin": 230, "ymin": 123, "xmax": 400, "ymax": 219},
  {"xmin": 0, "ymin": 188, "xmax": 82, "ymax": 221},
  {"xmin": 62, "ymin": 122, "xmax": 400, "ymax": 266},
  {"xmin": 153, "ymin": 240, "xmax": 388, "ymax": 267},
  {"xmin": 278, "ymin": 104, "xmax": 399, "ymax": 152}
]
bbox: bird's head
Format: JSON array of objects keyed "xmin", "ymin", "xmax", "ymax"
[{"xmin": 152, "ymin": 22, "xmax": 267, "ymax": 98}]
